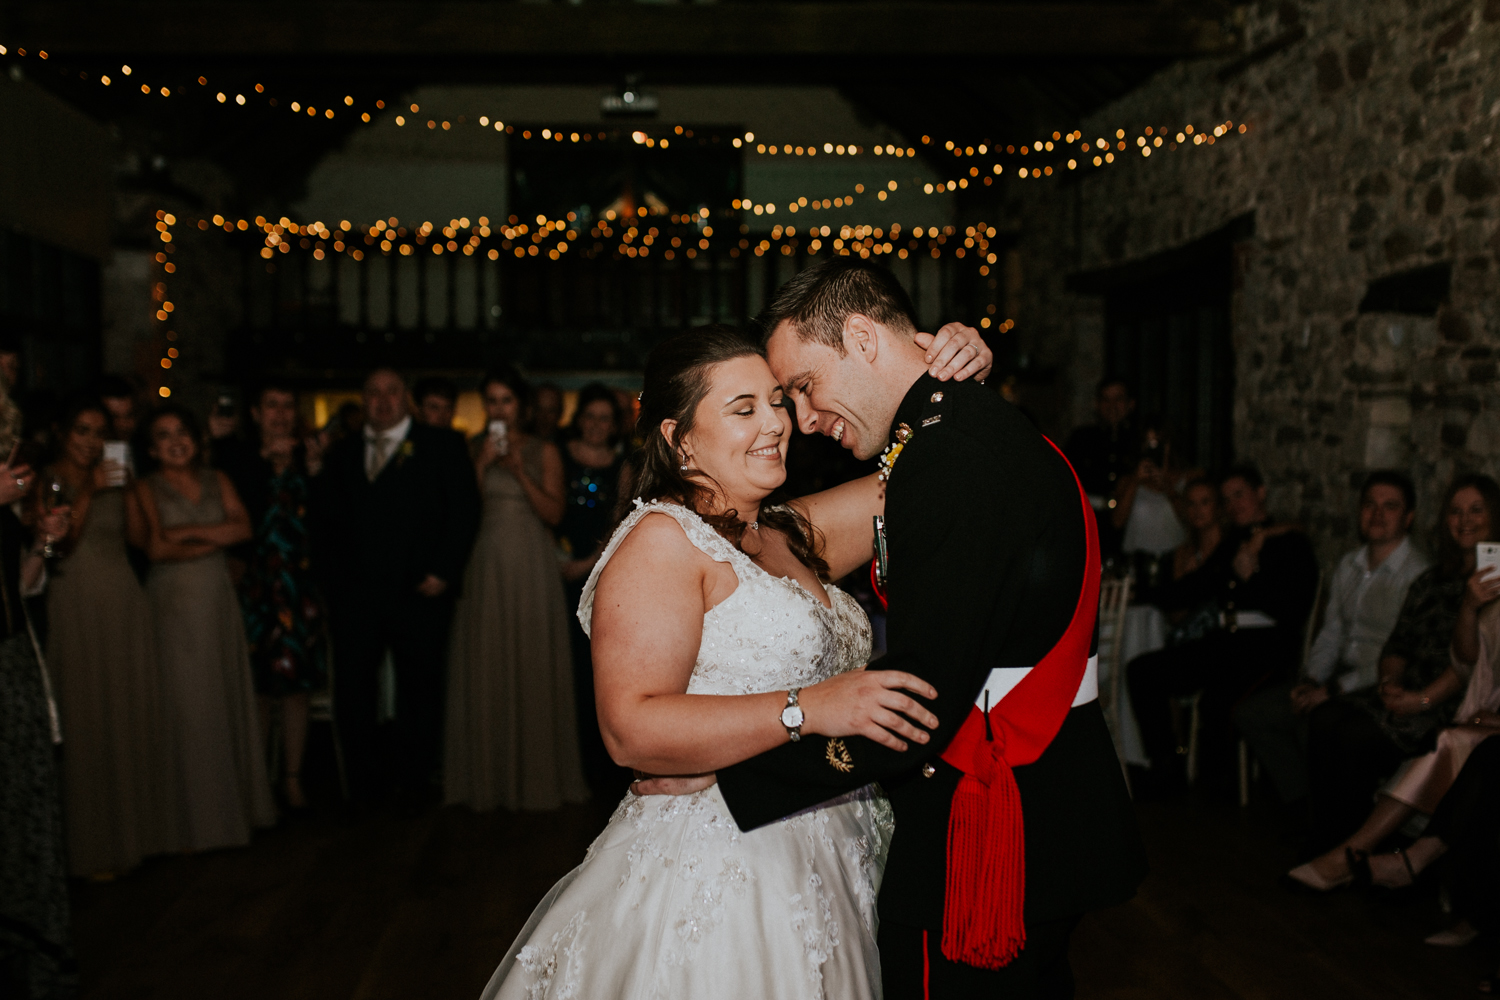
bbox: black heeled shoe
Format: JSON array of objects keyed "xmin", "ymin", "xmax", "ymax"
[{"xmin": 1346, "ymin": 847, "xmax": 1372, "ymax": 889}]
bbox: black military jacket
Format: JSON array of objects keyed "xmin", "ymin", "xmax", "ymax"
[{"xmin": 717, "ymin": 374, "xmax": 1147, "ymax": 930}]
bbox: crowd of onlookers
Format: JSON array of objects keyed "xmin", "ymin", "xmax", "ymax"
[
  {"xmin": 0, "ymin": 357, "xmax": 638, "ymax": 998},
  {"xmin": 1067, "ymin": 377, "xmax": 1500, "ymax": 988}
]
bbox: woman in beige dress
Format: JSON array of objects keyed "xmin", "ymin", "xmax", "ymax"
[
  {"xmin": 445, "ymin": 367, "xmax": 589, "ymax": 811},
  {"xmin": 132, "ymin": 405, "xmax": 275, "ymax": 850},
  {"xmin": 45, "ymin": 399, "xmax": 180, "ymax": 876}
]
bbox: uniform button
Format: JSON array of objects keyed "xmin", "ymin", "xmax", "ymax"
[
  {"xmin": 930, "ymin": 391, "xmax": 944, "ymax": 403},
  {"xmin": 922, "ymin": 764, "xmax": 936, "ymax": 778}
]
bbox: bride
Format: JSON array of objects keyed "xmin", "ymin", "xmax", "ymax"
[{"xmin": 481, "ymin": 325, "xmax": 988, "ymax": 999}]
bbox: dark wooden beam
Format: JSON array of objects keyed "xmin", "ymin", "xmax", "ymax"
[{"xmin": 3, "ymin": 3, "xmax": 1237, "ymax": 60}]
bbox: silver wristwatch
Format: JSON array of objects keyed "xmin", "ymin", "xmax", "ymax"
[{"xmin": 780, "ymin": 688, "xmax": 805, "ymax": 742}]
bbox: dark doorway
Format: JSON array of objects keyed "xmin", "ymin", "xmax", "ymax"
[{"xmin": 1071, "ymin": 215, "xmax": 1249, "ymax": 472}]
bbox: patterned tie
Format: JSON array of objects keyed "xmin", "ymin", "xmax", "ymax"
[{"xmin": 367, "ymin": 432, "xmax": 392, "ymax": 482}]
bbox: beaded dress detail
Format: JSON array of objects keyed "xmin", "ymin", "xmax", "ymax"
[{"xmin": 481, "ymin": 500, "xmax": 892, "ymax": 1000}]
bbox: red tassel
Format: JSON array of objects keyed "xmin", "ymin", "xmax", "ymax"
[{"xmin": 941, "ymin": 741, "xmax": 1026, "ymax": 969}]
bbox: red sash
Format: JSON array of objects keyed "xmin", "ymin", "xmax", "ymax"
[{"xmin": 873, "ymin": 438, "xmax": 1100, "ymax": 969}]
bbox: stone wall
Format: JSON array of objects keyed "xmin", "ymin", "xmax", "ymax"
[{"xmin": 1011, "ymin": 0, "xmax": 1500, "ymax": 561}]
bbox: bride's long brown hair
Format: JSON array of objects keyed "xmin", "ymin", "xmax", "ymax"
[{"xmin": 626, "ymin": 326, "xmax": 829, "ymax": 579}]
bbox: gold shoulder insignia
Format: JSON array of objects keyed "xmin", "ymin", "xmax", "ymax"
[{"xmin": 825, "ymin": 738, "xmax": 854, "ymax": 773}]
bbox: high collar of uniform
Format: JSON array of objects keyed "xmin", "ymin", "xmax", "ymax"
[{"xmin": 890, "ymin": 372, "xmax": 944, "ymax": 440}]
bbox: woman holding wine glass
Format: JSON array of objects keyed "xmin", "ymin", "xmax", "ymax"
[
  {"xmin": 132, "ymin": 405, "xmax": 274, "ymax": 850},
  {"xmin": 43, "ymin": 398, "xmax": 181, "ymax": 876}
]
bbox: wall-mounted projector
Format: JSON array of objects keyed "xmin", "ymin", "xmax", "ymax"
[{"xmin": 602, "ymin": 79, "xmax": 658, "ymax": 118}]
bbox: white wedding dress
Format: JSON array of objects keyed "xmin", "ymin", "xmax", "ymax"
[{"xmin": 480, "ymin": 501, "xmax": 893, "ymax": 1000}]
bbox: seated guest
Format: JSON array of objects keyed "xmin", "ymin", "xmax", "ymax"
[
  {"xmin": 1064, "ymin": 377, "xmax": 1136, "ymax": 559},
  {"xmin": 1127, "ymin": 464, "xmax": 1319, "ymax": 794},
  {"xmin": 132, "ymin": 406, "xmax": 275, "ymax": 849},
  {"xmin": 1113, "ymin": 416, "xmax": 1189, "ymax": 572},
  {"xmin": 1160, "ymin": 477, "xmax": 1231, "ymax": 605},
  {"xmin": 1235, "ymin": 471, "xmax": 1428, "ymax": 807},
  {"xmin": 1290, "ymin": 475, "xmax": 1500, "ymax": 888},
  {"xmin": 1355, "ymin": 734, "xmax": 1500, "ymax": 982},
  {"xmin": 413, "ymin": 376, "xmax": 459, "ymax": 431}
]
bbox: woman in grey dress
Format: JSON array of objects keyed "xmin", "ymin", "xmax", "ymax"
[
  {"xmin": 46, "ymin": 399, "xmax": 180, "ymax": 876},
  {"xmin": 445, "ymin": 367, "xmax": 589, "ymax": 812},
  {"xmin": 132, "ymin": 405, "xmax": 275, "ymax": 850}
]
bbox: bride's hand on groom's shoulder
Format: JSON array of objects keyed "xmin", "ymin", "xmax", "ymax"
[
  {"xmin": 631, "ymin": 771, "xmax": 717, "ymax": 796},
  {"xmin": 913, "ymin": 322, "xmax": 994, "ymax": 383},
  {"xmin": 801, "ymin": 669, "xmax": 939, "ymax": 753}
]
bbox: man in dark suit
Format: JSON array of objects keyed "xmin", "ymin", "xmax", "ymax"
[
  {"xmin": 316, "ymin": 368, "xmax": 481, "ymax": 804},
  {"xmin": 644, "ymin": 260, "xmax": 1145, "ymax": 998}
]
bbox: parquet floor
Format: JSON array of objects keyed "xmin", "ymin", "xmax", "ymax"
[{"xmin": 70, "ymin": 776, "xmax": 1492, "ymax": 999}]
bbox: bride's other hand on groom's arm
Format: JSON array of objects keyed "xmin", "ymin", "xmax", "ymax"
[
  {"xmin": 913, "ymin": 322, "xmax": 993, "ymax": 383},
  {"xmin": 632, "ymin": 670, "xmax": 939, "ymax": 796}
]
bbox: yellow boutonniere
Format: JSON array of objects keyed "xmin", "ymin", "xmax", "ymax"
[
  {"xmin": 877, "ymin": 423, "xmax": 913, "ymax": 483},
  {"xmin": 399, "ymin": 440, "xmax": 415, "ymax": 458}
]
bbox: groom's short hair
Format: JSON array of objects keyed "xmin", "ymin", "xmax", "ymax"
[{"xmin": 759, "ymin": 258, "xmax": 919, "ymax": 354}]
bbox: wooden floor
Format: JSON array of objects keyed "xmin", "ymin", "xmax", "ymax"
[{"xmin": 71, "ymin": 789, "xmax": 1493, "ymax": 999}]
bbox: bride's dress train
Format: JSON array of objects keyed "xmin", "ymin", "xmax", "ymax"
[{"xmin": 481, "ymin": 501, "xmax": 892, "ymax": 999}]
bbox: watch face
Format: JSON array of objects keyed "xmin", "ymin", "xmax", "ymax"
[{"xmin": 781, "ymin": 705, "xmax": 805, "ymax": 729}]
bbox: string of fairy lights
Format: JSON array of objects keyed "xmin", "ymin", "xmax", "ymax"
[
  {"xmin": 146, "ymin": 209, "xmax": 1022, "ymax": 395},
  {"xmin": 0, "ymin": 38, "xmax": 1250, "ymax": 186},
  {"xmin": 0, "ymin": 40, "xmax": 1251, "ymax": 394}
]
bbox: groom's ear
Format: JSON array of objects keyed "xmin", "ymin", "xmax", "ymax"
[{"xmin": 843, "ymin": 314, "xmax": 879, "ymax": 365}]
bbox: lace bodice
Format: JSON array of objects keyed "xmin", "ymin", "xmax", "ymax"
[{"xmin": 579, "ymin": 500, "xmax": 872, "ymax": 695}]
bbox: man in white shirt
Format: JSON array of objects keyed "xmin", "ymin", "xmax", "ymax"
[{"xmin": 1234, "ymin": 471, "xmax": 1428, "ymax": 804}]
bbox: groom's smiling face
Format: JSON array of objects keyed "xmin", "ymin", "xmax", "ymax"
[{"xmin": 765, "ymin": 316, "xmax": 890, "ymax": 462}]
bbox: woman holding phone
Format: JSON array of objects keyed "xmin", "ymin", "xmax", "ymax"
[
  {"xmin": 44, "ymin": 398, "xmax": 180, "ymax": 876},
  {"xmin": 444, "ymin": 367, "xmax": 588, "ymax": 812}
]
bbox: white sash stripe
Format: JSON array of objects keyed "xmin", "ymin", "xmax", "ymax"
[{"xmin": 972, "ymin": 654, "xmax": 1099, "ymax": 715}]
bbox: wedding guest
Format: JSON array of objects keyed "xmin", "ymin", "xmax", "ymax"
[
  {"xmin": 557, "ymin": 383, "xmax": 629, "ymax": 793},
  {"xmin": 1112, "ymin": 416, "xmax": 1188, "ymax": 566},
  {"xmin": 1144, "ymin": 478, "xmax": 1237, "ymax": 643},
  {"xmin": 0, "ymin": 393, "xmax": 75, "ymax": 999},
  {"xmin": 414, "ymin": 376, "xmax": 459, "ymax": 431},
  {"xmin": 132, "ymin": 405, "xmax": 274, "ymax": 849},
  {"xmin": 1355, "ymin": 735, "xmax": 1500, "ymax": 983},
  {"xmin": 97, "ymin": 375, "xmax": 140, "ymax": 445},
  {"xmin": 315, "ymin": 369, "xmax": 480, "ymax": 806},
  {"xmin": 45, "ymin": 399, "xmax": 180, "ymax": 876},
  {"xmin": 1128, "ymin": 464, "xmax": 1319, "ymax": 794},
  {"xmin": 1235, "ymin": 472, "xmax": 1428, "ymax": 808},
  {"xmin": 445, "ymin": 367, "xmax": 588, "ymax": 811},
  {"xmin": 533, "ymin": 383, "xmax": 564, "ymax": 443},
  {"xmin": 1289, "ymin": 474, "xmax": 1500, "ymax": 889},
  {"xmin": 613, "ymin": 387, "xmax": 641, "ymax": 448},
  {"xmin": 1064, "ymin": 377, "xmax": 1136, "ymax": 558},
  {"xmin": 215, "ymin": 382, "xmax": 328, "ymax": 811}
]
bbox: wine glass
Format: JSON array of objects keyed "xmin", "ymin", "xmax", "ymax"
[{"xmin": 41, "ymin": 477, "xmax": 66, "ymax": 558}]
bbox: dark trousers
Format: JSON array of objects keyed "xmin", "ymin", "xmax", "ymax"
[
  {"xmin": 1304, "ymin": 696, "xmax": 1407, "ymax": 852},
  {"xmin": 1428, "ymin": 735, "xmax": 1500, "ymax": 930},
  {"xmin": 1127, "ymin": 628, "xmax": 1289, "ymax": 788},
  {"xmin": 330, "ymin": 591, "xmax": 455, "ymax": 802},
  {"xmin": 1232, "ymin": 680, "xmax": 1311, "ymax": 803},
  {"xmin": 879, "ymin": 916, "xmax": 1079, "ymax": 999}
]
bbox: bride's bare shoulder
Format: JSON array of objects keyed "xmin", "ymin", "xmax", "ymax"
[{"xmin": 598, "ymin": 510, "xmax": 711, "ymax": 586}]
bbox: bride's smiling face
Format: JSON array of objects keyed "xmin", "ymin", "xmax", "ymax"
[{"xmin": 665, "ymin": 354, "xmax": 790, "ymax": 507}]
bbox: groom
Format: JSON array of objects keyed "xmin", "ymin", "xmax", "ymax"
[{"xmin": 648, "ymin": 259, "xmax": 1146, "ymax": 997}]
